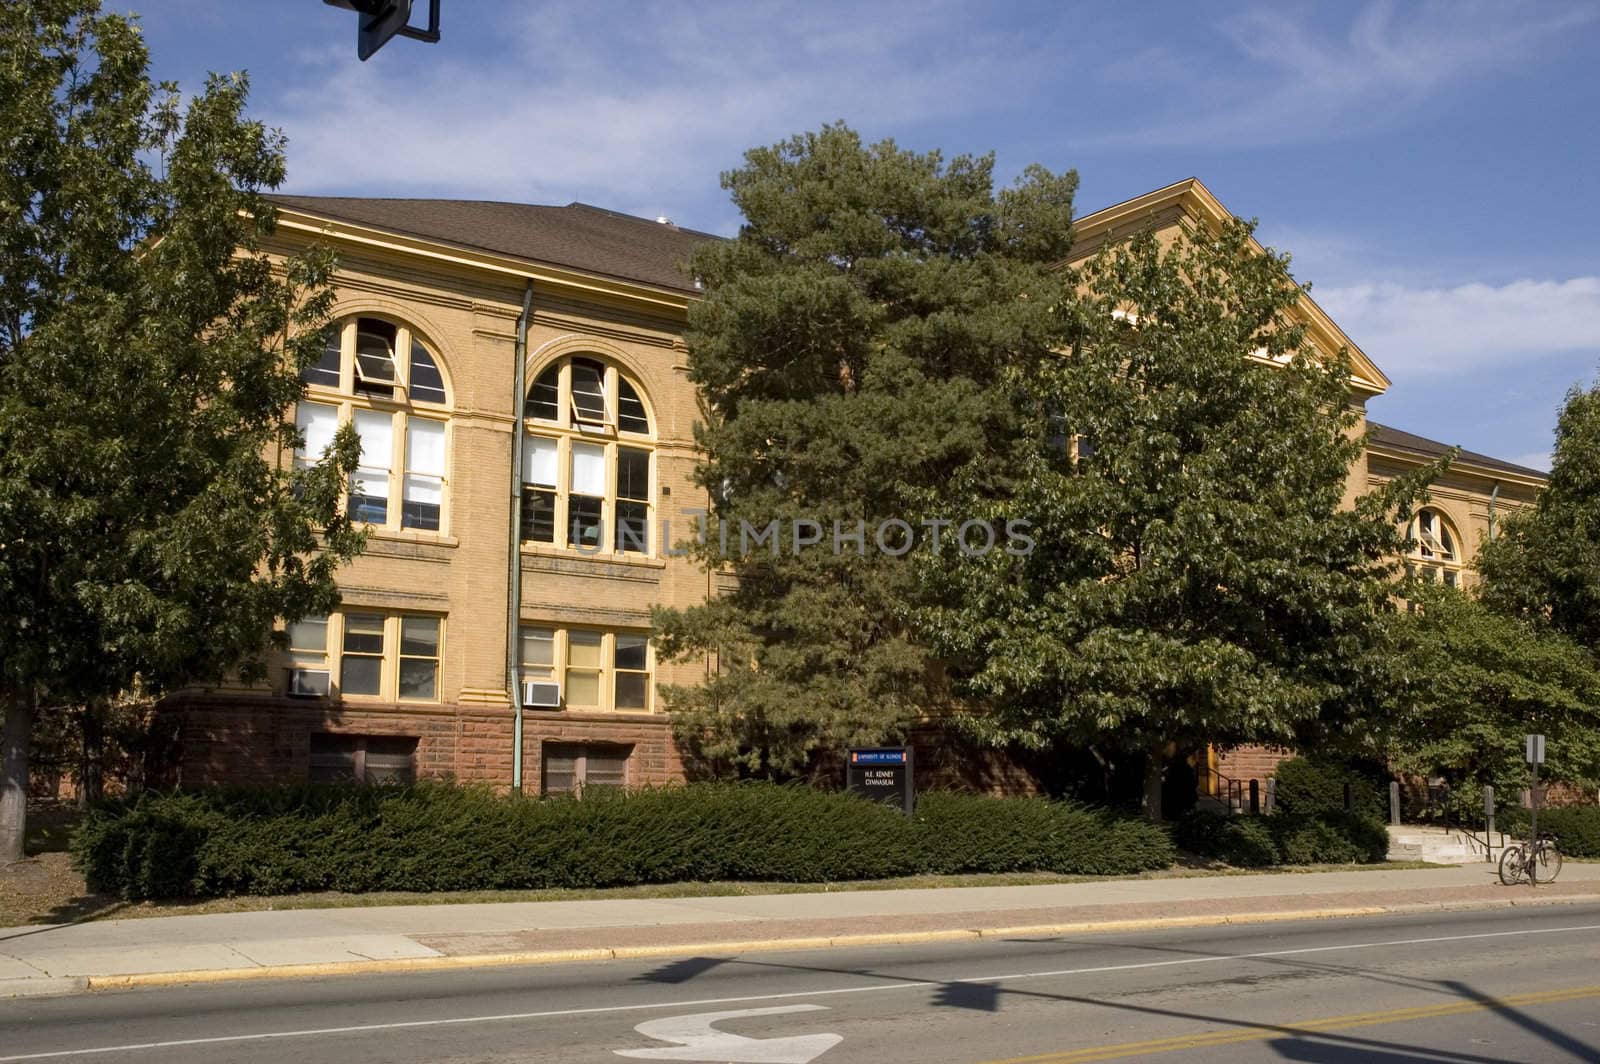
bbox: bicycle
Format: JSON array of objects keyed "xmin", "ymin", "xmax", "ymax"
[{"xmin": 1498, "ymin": 833, "xmax": 1563, "ymax": 885}]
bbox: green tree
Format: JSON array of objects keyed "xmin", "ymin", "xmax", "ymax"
[
  {"xmin": 652, "ymin": 124, "xmax": 1078, "ymax": 780},
  {"xmin": 1380, "ymin": 582, "xmax": 1600, "ymax": 811},
  {"xmin": 1478, "ymin": 379, "xmax": 1600, "ymax": 647},
  {"xmin": 0, "ymin": 1, "xmax": 362, "ymax": 863},
  {"xmin": 923, "ymin": 222, "xmax": 1430, "ymax": 817}
]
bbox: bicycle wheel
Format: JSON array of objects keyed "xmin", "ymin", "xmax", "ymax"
[
  {"xmin": 1498, "ymin": 844, "xmax": 1526, "ymax": 885},
  {"xmin": 1534, "ymin": 842, "xmax": 1563, "ymax": 883}
]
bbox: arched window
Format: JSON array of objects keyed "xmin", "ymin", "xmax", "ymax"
[
  {"xmin": 522, "ymin": 355, "xmax": 654, "ymax": 555},
  {"xmin": 1407, "ymin": 508, "xmax": 1463, "ymax": 588},
  {"xmin": 294, "ymin": 315, "xmax": 451, "ymax": 532}
]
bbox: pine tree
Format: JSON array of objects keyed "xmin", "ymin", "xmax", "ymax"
[
  {"xmin": 0, "ymin": 1, "xmax": 362, "ymax": 862},
  {"xmin": 653, "ymin": 124, "xmax": 1078, "ymax": 779}
]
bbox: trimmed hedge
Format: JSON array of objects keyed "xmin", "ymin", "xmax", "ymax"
[
  {"xmin": 72, "ymin": 783, "xmax": 1175, "ymax": 900},
  {"xmin": 1173, "ymin": 809, "xmax": 1388, "ymax": 867},
  {"xmin": 1271, "ymin": 758, "xmax": 1387, "ymax": 819},
  {"xmin": 1503, "ymin": 805, "xmax": 1600, "ymax": 858}
]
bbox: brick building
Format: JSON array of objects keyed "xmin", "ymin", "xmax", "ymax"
[{"xmin": 165, "ymin": 179, "xmax": 1547, "ymax": 796}]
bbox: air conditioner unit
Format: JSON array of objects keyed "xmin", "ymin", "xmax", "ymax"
[
  {"xmin": 286, "ymin": 668, "xmax": 331, "ymax": 698},
  {"xmin": 522, "ymin": 679, "xmax": 561, "ymax": 708}
]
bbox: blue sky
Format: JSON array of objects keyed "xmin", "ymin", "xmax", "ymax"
[{"xmin": 126, "ymin": 1, "xmax": 1599, "ymax": 470}]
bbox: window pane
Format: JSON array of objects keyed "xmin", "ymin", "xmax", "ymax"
[
  {"xmin": 568, "ymin": 630, "xmax": 603, "ymax": 668},
  {"xmin": 397, "ymin": 659, "xmax": 437, "ymax": 701},
  {"xmin": 568, "ymin": 495, "xmax": 602, "ymax": 548},
  {"xmin": 406, "ymin": 419, "xmax": 446, "ymax": 478},
  {"xmin": 615, "ymin": 671, "xmax": 648, "ymax": 710},
  {"xmin": 408, "ymin": 341, "xmax": 447, "ymax": 404},
  {"xmin": 308, "ymin": 734, "xmax": 358, "ymax": 783},
  {"xmin": 526, "ymin": 365, "xmax": 560, "ymax": 420},
  {"xmin": 287, "ymin": 616, "xmax": 327, "ymax": 653},
  {"xmin": 571, "ymin": 442, "xmax": 606, "ymax": 496},
  {"xmin": 570, "ymin": 359, "xmax": 607, "ymax": 422},
  {"xmin": 354, "ymin": 411, "xmax": 394, "ymax": 471},
  {"xmin": 541, "ymin": 745, "xmax": 579, "ymax": 795},
  {"xmin": 354, "ymin": 320, "xmax": 397, "ymax": 397},
  {"xmin": 340, "ymin": 655, "xmax": 382, "ymax": 696},
  {"xmin": 566, "ymin": 670, "xmax": 600, "ymax": 707},
  {"xmin": 401, "ymin": 477, "xmax": 442, "ymax": 530},
  {"xmin": 520, "ymin": 627, "xmax": 555, "ymax": 668},
  {"xmin": 522, "ymin": 436, "xmax": 558, "ymax": 487},
  {"xmin": 616, "ymin": 500, "xmax": 648, "ymax": 553},
  {"xmin": 352, "ymin": 411, "xmax": 393, "ymax": 523},
  {"xmin": 399, "ymin": 617, "xmax": 439, "ymax": 656},
  {"xmin": 616, "ymin": 447, "xmax": 649, "ymax": 502},
  {"xmin": 615, "ymin": 634, "xmax": 648, "ymax": 671},
  {"xmin": 521, "ymin": 487, "xmax": 556, "ymax": 543},
  {"xmin": 303, "ymin": 332, "xmax": 342, "ymax": 388},
  {"xmin": 343, "ymin": 614, "xmax": 385, "ymax": 654},
  {"xmin": 296, "ymin": 403, "xmax": 339, "ymax": 462},
  {"xmin": 618, "ymin": 377, "xmax": 649, "ymax": 434},
  {"xmin": 586, "ymin": 747, "xmax": 629, "ymax": 788}
]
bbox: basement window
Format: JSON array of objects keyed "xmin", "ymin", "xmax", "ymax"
[{"xmin": 309, "ymin": 734, "xmax": 418, "ymax": 785}]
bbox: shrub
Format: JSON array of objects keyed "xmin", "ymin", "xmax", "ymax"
[
  {"xmin": 1173, "ymin": 810, "xmax": 1280, "ymax": 866},
  {"xmin": 1503, "ymin": 805, "xmax": 1600, "ymax": 858},
  {"xmin": 72, "ymin": 782, "xmax": 1172, "ymax": 900},
  {"xmin": 1173, "ymin": 809, "xmax": 1388, "ymax": 867},
  {"xmin": 1272, "ymin": 758, "xmax": 1386, "ymax": 819}
]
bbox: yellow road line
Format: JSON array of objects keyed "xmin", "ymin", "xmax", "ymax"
[{"xmin": 980, "ymin": 983, "xmax": 1600, "ymax": 1063}]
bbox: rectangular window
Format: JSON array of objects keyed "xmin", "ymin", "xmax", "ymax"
[
  {"xmin": 569, "ymin": 442, "xmax": 606, "ymax": 548},
  {"xmin": 353, "ymin": 320, "xmax": 398, "ymax": 399},
  {"xmin": 351, "ymin": 410, "xmax": 393, "ymax": 524},
  {"xmin": 517, "ymin": 625, "xmax": 650, "ymax": 712},
  {"xmin": 519, "ymin": 626, "xmax": 556, "ymax": 682},
  {"xmin": 340, "ymin": 613, "xmax": 385, "ymax": 696},
  {"xmin": 295, "ymin": 402, "xmax": 339, "ymax": 468},
  {"xmin": 309, "ymin": 734, "xmax": 417, "ymax": 785},
  {"xmin": 521, "ymin": 435, "xmax": 558, "ymax": 544},
  {"xmin": 615, "ymin": 447, "xmax": 649, "ymax": 554},
  {"xmin": 565, "ymin": 630, "xmax": 603, "ymax": 708},
  {"xmin": 614, "ymin": 633, "xmax": 650, "ymax": 710},
  {"xmin": 570, "ymin": 360, "xmax": 608, "ymax": 426},
  {"xmin": 397, "ymin": 616, "xmax": 441, "ymax": 701},
  {"xmin": 541, "ymin": 742, "xmax": 630, "ymax": 796},
  {"xmin": 403, "ymin": 419, "xmax": 445, "ymax": 531},
  {"xmin": 285, "ymin": 615, "xmax": 330, "ymax": 696}
]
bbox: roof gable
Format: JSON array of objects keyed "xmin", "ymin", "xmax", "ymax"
[{"xmin": 1065, "ymin": 178, "xmax": 1391, "ymax": 398}]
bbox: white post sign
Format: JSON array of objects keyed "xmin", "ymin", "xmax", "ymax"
[{"xmin": 1526, "ymin": 734, "xmax": 1546, "ymax": 765}]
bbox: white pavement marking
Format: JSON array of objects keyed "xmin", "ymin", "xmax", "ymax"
[
  {"xmin": 615, "ymin": 1005, "xmax": 842, "ymax": 1063},
  {"xmin": 4, "ymin": 921, "xmax": 1599, "ymax": 1062}
]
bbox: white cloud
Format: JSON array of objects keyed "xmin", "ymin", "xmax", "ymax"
[
  {"xmin": 264, "ymin": 1, "xmax": 1052, "ymax": 224},
  {"xmin": 1317, "ymin": 277, "xmax": 1600, "ymax": 378},
  {"xmin": 1104, "ymin": 1, "xmax": 1597, "ymax": 148}
]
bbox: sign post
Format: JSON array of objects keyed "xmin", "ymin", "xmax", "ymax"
[
  {"xmin": 846, "ymin": 747, "xmax": 914, "ymax": 815},
  {"xmin": 1526, "ymin": 733, "xmax": 1545, "ymax": 880}
]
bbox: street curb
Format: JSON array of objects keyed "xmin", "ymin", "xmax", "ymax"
[{"xmin": 10, "ymin": 889, "xmax": 1590, "ymax": 997}]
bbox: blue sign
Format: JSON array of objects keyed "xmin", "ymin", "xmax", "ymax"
[{"xmin": 850, "ymin": 749, "xmax": 907, "ymax": 765}]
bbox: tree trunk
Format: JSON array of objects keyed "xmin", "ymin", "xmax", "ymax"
[
  {"xmin": 0, "ymin": 693, "xmax": 32, "ymax": 865},
  {"xmin": 1142, "ymin": 749, "xmax": 1164, "ymax": 823},
  {"xmin": 77, "ymin": 701, "xmax": 105, "ymax": 809}
]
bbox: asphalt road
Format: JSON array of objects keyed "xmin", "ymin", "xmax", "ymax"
[{"xmin": 3, "ymin": 906, "xmax": 1599, "ymax": 1063}]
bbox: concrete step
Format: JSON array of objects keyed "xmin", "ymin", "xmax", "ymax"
[{"xmin": 1385, "ymin": 825, "xmax": 1504, "ymax": 864}]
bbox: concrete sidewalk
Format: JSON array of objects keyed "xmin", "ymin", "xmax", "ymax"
[{"xmin": 4, "ymin": 862, "xmax": 1599, "ymax": 997}]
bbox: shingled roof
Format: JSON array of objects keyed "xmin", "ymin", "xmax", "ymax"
[
  {"xmin": 1367, "ymin": 421, "xmax": 1546, "ymax": 480},
  {"xmin": 266, "ymin": 196, "xmax": 720, "ymax": 296}
]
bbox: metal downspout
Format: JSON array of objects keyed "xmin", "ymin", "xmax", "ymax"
[
  {"xmin": 509, "ymin": 281, "xmax": 534, "ymax": 792},
  {"xmin": 1488, "ymin": 481, "xmax": 1501, "ymax": 541}
]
